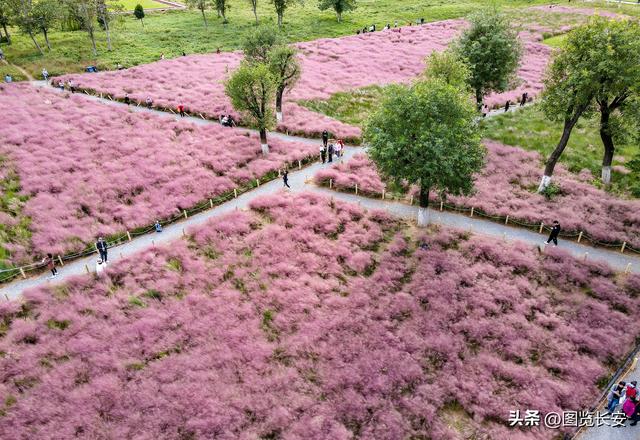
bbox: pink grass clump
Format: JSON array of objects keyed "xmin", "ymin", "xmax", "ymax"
[
  {"xmin": 0, "ymin": 193, "xmax": 639, "ymax": 439},
  {"xmin": 315, "ymin": 142, "xmax": 640, "ymax": 248},
  {"xmin": 0, "ymin": 84, "xmax": 316, "ymax": 261}
]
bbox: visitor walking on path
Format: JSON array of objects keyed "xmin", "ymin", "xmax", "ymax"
[
  {"xmin": 155, "ymin": 220, "xmax": 163, "ymax": 233},
  {"xmin": 320, "ymin": 144, "xmax": 326, "ymax": 163},
  {"xmin": 322, "ymin": 130, "xmax": 329, "ymax": 148},
  {"xmin": 328, "ymin": 142, "xmax": 334, "ymax": 163},
  {"xmin": 96, "ymin": 237, "xmax": 108, "ymax": 262},
  {"xmin": 42, "ymin": 68, "xmax": 49, "ymax": 81},
  {"xmin": 124, "ymin": 94, "xmax": 130, "ymax": 105},
  {"xmin": 520, "ymin": 92, "xmax": 528, "ymax": 107},
  {"xmin": 43, "ymin": 254, "xmax": 58, "ymax": 278},
  {"xmin": 146, "ymin": 97, "xmax": 153, "ymax": 108},
  {"xmin": 606, "ymin": 381, "xmax": 627, "ymax": 414},
  {"xmin": 546, "ymin": 221, "xmax": 561, "ymax": 246},
  {"xmin": 504, "ymin": 100, "xmax": 510, "ymax": 112},
  {"xmin": 283, "ymin": 170, "xmax": 291, "ymax": 188},
  {"xmin": 177, "ymin": 105, "xmax": 185, "ymax": 117}
]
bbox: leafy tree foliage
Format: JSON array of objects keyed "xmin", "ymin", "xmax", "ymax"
[
  {"xmin": 242, "ymin": 25, "xmax": 280, "ymax": 63},
  {"xmin": 364, "ymin": 79, "xmax": 484, "ymax": 226},
  {"xmin": 134, "ymin": 4, "xmax": 145, "ymax": 27},
  {"xmin": 271, "ymin": 0, "xmax": 299, "ymax": 27},
  {"xmin": 424, "ymin": 50, "xmax": 471, "ymax": 91},
  {"xmin": 185, "ymin": 0, "xmax": 213, "ymax": 28},
  {"xmin": 268, "ymin": 45, "xmax": 300, "ymax": 120},
  {"xmin": 455, "ymin": 9, "xmax": 521, "ymax": 106},
  {"xmin": 318, "ymin": 0, "xmax": 356, "ymax": 23}
]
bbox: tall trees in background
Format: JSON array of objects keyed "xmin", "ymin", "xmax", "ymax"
[
  {"xmin": 318, "ymin": 0, "xmax": 357, "ymax": 23},
  {"xmin": 185, "ymin": 0, "xmax": 213, "ymax": 28},
  {"xmin": 455, "ymin": 9, "xmax": 521, "ymax": 106}
]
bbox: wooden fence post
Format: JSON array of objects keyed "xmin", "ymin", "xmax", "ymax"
[
  {"xmin": 470, "ymin": 207, "xmax": 474, "ymax": 217},
  {"xmin": 440, "ymin": 200, "xmax": 443, "ymax": 211},
  {"xmin": 410, "ymin": 195, "xmax": 414, "ymax": 205},
  {"xmin": 127, "ymin": 231, "xmax": 132, "ymax": 241},
  {"xmin": 298, "ymin": 160, "xmax": 302, "ymax": 170},
  {"xmin": 355, "ymin": 183, "xmax": 358, "ymax": 195},
  {"xmin": 20, "ymin": 268, "xmax": 26, "ymax": 279},
  {"xmin": 256, "ymin": 179, "xmax": 260, "ymax": 187},
  {"xmin": 329, "ymin": 179, "xmax": 333, "ymax": 189},
  {"xmin": 209, "ymin": 199, "xmax": 213, "ymax": 208},
  {"xmin": 234, "ymin": 188, "xmax": 238, "ymax": 198},
  {"xmin": 505, "ymin": 215, "xmax": 509, "ymax": 225},
  {"xmin": 621, "ymin": 242, "xmax": 627, "ymax": 253},
  {"xmin": 382, "ymin": 190, "xmax": 385, "ymax": 200},
  {"xmin": 539, "ymin": 222, "xmax": 544, "ymax": 234},
  {"xmin": 577, "ymin": 231, "xmax": 583, "ymax": 243},
  {"xmin": 183, "ymin": 210, "xmax": 188, "ymax": 219}
]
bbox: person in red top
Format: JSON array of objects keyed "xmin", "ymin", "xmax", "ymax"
[
  {"xmin": 626, "ymin": 381, "xmax": 638, "ymax": 400},
  {"xmin": 177, "ymin": 105, "xmax": 185, "ymax": 117}
]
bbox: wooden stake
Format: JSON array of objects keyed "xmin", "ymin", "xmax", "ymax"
[
  {"xmin": 470, "ymin": 207, "xmax": 474, "ymax": 217},
  {"xmin": 410, "ymin": 195, "xmax": 414, "ymax": 205},
  {"xmin": 127, "ymin": 231, "xmax": 132, "ymax": 241},
  {"xmin": 234, "ymin": 188, "xmax": 238, "ymax": 198},
  {"xmin": 505, "ymin": 215, "xmax": 509, "ymax": 225},
  {"xmin": 256, "ymin": 179, "xmax": 260, "ymax": 187},
  {"xmin": 440, "ymin": 200, "xmax": 443, "ymax": 212},
  {"xmin": 183, "ymin": 210, "xmax": 188, "ymax": 219},
  {"xmin": 355, "ymin": 183, "xmax": 358, "ymax": 195},
  {"xmin": 298, "ymin": 160, "xmax": 302, "ymax": 170},
  {"xmin": 329, "ymin": 179, "xmax": 333, "ymax": 189},
  {"xmin": 20, "ymin": 267, "xmax": 26, "ymax": 279},
  {"xmin": 199, "ymin": 113, "xmax": 205, "ymax": 120},
  {"xmin": 209, "ymin": 199, "xmax": 213, "ymax": 208},
  {"xmin": 631, "ymin": 356, "xmax": 638, "ymax": 371},
  {"xmin": 382, "ymin": 189, "xmax": 385, "ymax": 200},
  {"xmin": 621, "ymin": 241, "xmax": 627, "ymax": 253},
  {"xmin": 57, "ymin": 255, "xmax": 64, "ymax": 266},
  {"xmin": 577, "ymin": 231, "xmax": 583, "ymax": 243},
  {"xmin": 539, "ymin": 222, "xmax": 544, "ymax": 234}
]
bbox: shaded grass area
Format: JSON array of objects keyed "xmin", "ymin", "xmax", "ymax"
[
  {"xmin": 0, "ymin": 0, "xmax": 552, "ymax": 78},
  {"xmin": 542, "ymin": 32, "xmax": 567, "ymax": 47},
  {"xmin": 298, "ymin": 85, "xmax": 387, "ymax": 127},
  {"xmin": 480, "ymin": 105, "xmax": 640, "ymax": 197}
]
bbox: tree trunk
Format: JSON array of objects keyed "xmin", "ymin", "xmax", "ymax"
[
  {"xmin": 599, "ymin": 107, "xmax": 614, "ymax": 186},
  {"xmin": 89, "ymin": 28, "xmax": 97, "ymax": 56},
  {"xmin": 104, "ymin": 19, "xmax": 112, "ymax": 51},
  {"xmin": 417, "ymin": 184, "xmax": 431, "ymax": 227},
  {"xmin": 259, "ymin": 128, "xmax": 269, "ymax": 154},
  {"xmin": 252, "ymin": 3, "xmax": 258, "ymax": 24},
  {"xmin": 217, "ymin": 9, "xmax": 221, "ymax": 18},
  {"xmin": 28, "ymin": 31, "xmax": 44, "ymax": 55},
  {"xmin": 2, "ymin": 23, "xmax": 10, "ymax": 44},
  {"xmin": 141, "ymin": 18, "xmax": 144, "ymax": 28},
  {"xmin": 276, "ymin": 88, "xmax": 284, "ymax": 122},
  {"xmin": 42, "ymin": 28, "xmax": 51, "ymax": 50},
  {"xmin": 336, "ymin": 11, "xmax": 341, "ymax": 22},
  {"xmin": 537, "ymin": 112, "xmax": 582, "ymax": 192},
  {"xmin": 201, "ymin": 8, "xmax": 208, "ymax": 28},
  {"xmin": 277, "ymin": 12, "xmax": 283, "ymax": 27}
]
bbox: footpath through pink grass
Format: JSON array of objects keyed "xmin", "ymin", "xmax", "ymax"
[
  {"xmin": 0, "ymin": 84, "xmax": 316, "ymax": 262},
  {"xmin": 1, "ymin": 192, "xmax": 639, "ymax": 439},
  {"xmin": 56, "ymin": 19, "xmax": 551, "ymax": 140},
  {"xmin": 315, "ymin": 142, "xmax": 640, "ymax": 248}
]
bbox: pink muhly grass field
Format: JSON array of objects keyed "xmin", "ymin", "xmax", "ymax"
[
  {"xmin": 0, "ymin": 84, "xmax": 316, "ymax": 262},
  {"xmin": 315, "ymin": 142, "xmax": 640, "ymax": 248},
  {"xmin": 56, "ymin": 19, "xmax": 551, "ymax": 139},
  {"xmin": 0, "ymin": 192, "xmax": 638, "ymax": 439}
]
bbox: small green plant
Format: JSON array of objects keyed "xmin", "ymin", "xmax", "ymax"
[
  {"xmin": 128, "ymin": 296, "xmax": 146, "ymax": 308},
  {"xmin": 166, "ymin": 258, "xmax": 183, "ymax": 272},
  {"xmin": 142, "ymin": 289, "xmax": 163, "ymax": 301},
  {"xmin": 46, "ymin": 319, "xmax": 71, "ymax": 330},
  {"xmin": 540, "ymin": 182, "xmax": 562, "ymax": 200}
]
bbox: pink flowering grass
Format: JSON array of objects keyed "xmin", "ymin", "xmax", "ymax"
[
  {"xmin": 0, "ymin": 84, "xmax": 316, "ymax": 262},
  {"xmin": 56, "ymin": 19, "xmax": 552, "ymax": 138},
  {"xmin": 0, "ymin": 192, "xmax": 638, "ymax": 439},
  {"xmin": 315, "ymin": 142, "xmax": 640, "ymax": 248}
]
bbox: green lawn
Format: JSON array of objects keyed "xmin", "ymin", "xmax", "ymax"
[
  {"xmin": 299, "ymin": 85, "xmax": 388, "ymax": 127},
  {"xmin": 481, "ymin": 105, "xmax": 640, "ymax": 197},
  {"xmin": 0, "ymin": 0, "xmax": 552, "ymax": 78},
  {"xmin": 117, "ymin": 0, "xmax": 169, "ymax": 10},
  {"xmin": 542, "ymin": 32, "xmax": 567, "ymax": 48}
]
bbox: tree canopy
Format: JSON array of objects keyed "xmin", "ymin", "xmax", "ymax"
[
  {"xmin": 318, "ymin": 0, "xmax": 356, "ymax": 23},
  {"xmin": 242, "ymin": 25, "xmax": 281, "ymax": 63},
  {"xmin": 424, "ymin": 50, "xmax": 471, "ymax": 91},
  {"xmin": 455, "ymin": 9, "xmax": 521, "ymax": 105},
  {"xmin": 364, "ymin": 79, "xmax": 484, "ymax": 226}
]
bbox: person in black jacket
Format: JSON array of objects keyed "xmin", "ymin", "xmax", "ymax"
[
  {"xmin": 283, "ymin": 170, "xmax": 291, "ymax": 188},
  {"xmin": 546, "ymin": 221, "xmax": 561, "ymax": 246},
  {"xmin": 96, "ymin": 237, "xmax": 108, "ymax": 262},
  {"xmin": 322, "ymin": 130, "xmax": 329, "ymax": 148},
  {"xmin": 328, "ymin": 142, "xmax": 334, "ymax": 163}
]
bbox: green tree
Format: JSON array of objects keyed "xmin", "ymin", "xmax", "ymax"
[
  {"xmin": 242, "ymin": 25, "xmax": 280, "ymax": 63},
  {"xmin": 268, "ymin": 45, "xmax": 300, "ymax": 121},
  {"xmin": 455, "ymin": 9, "xmax": 521, "ymax": 106},
  {"xmin": 134, "ymin": 4, "xmax": 144, "ymax": 27},
  {"xmin": 0, "ymin": 0, "xmax": 12, "ymax": 44},
  {"xmin": 271, "ymin": 0, "xmax": 299, "ymax": 27},
  {"xmin": 11, "ymin": 0, "xmax": 43, "ymax": 54},
  {"xmin": 424, "ymin": 50, "xmax": 471, "ymax": 90},
  {"xmin": 66, "ymin": 0, "xmax": 99, "ymax": 56},
  {"xmin": 537, "ymin": 18, "xmax": 640, "ymax": 190},
  {"xmin": 185, "ymin": 0, "xmax": 213, "ymax": 28},
  {"xmin": 32, "ymin": 0, "xmax": 58, "ymax": 51},
  {"xmin": 586, "ymin": 18, "xmax": 640, "ymax": 185},
  {"xmin": 225, "ymin": 62, "xmax": 277, "ymax": 154},
  {"xmin": 364, "ymin": 79, "xmax": 484, "ymax": 226},
  {"xmin": 318, "ymin": 0, "xmax": 356, "ymax": 23}
]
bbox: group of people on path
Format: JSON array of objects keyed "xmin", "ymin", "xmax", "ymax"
[
  {"xmin": 319, "ymin": 130, "xmax": 344, "ymax": 163},
  {"xmin": 356, "ymin": 18, "xmax": 425, "ymax": 34},
  {"xmin": 607, "ymin": 380, "xmax": 640, "ymax": 427},
  {"xmin": 41, "ymin": 237, "xmax": 109, "ymax": 279}
]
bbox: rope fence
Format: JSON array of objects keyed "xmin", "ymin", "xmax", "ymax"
[
  {"xmin": 321, "ymin": 179, "xmax": 640, "ymax": 259},
  {"xmin": 0, "ymin": 155, "xmax": 316, "ymax": 286}
]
